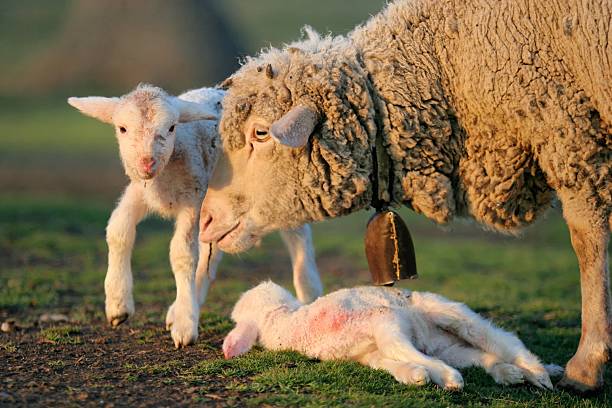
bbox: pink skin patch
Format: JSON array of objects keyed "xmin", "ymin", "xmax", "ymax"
[{"xmin": 309, "ymin": 309, "xmax": 351, "ymax": 333}]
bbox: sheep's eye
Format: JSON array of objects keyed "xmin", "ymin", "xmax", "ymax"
[
  {"xmin": 169, "ymin": 125, "xmax": 175, "ymax": 133},
  {"xmin": 119, "ymin": 126, "xmax": 127, "ymax": 134},
  {"xmin": 252, "ymin": 126, "xmax": 270, "ymax": 143}
]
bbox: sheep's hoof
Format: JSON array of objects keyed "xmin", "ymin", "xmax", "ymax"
[
  {"xmin": 558, "ymin": 375, "xmax": 601, "ymax": 394},
  {"xmin": 557, "ymin": 353, "xmax": 604, "ymax": 393}
]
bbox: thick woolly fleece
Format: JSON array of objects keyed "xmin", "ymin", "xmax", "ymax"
[{"xmin": 220, "ymin": 0, "xmax": 611, "ymax": 232}]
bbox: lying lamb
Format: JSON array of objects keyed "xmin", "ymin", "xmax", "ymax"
[
  {"xmin": 223, "ymin": 281, "xmax": 563, "ymax": 390},
  {"xmin": 67, "ymin": 85, "xmax": 322, "ymax": 347}
]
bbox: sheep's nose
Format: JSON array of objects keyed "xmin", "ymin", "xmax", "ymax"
[
  {"xmin": 199, "ymin": 209, "xmax": 214, "ymax": 242},
  {"xmin": 141, "ymin": 157, "xmax": 156, "ymax": 173}
]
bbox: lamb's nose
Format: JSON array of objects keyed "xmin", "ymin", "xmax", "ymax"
[{"xmin": 141, "ymin": 157, "xmax": 156, "ymax": 173}]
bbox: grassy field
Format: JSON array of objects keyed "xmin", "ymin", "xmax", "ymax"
[{"xmin": 1, "ymin": 192, "xmax": 611, "ymax": 406}]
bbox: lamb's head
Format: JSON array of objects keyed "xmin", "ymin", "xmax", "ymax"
[
  {"xmin": 68, "ymin": 84, "xmax": 217, "ymax": 180},
  {"xmin": 223, "ymin": 280, "xmax": 299, "ymax": 359},
  {"xmin": 201, "ymin": 30, "xmax": 376, "ymax": 253},
  {"xmin": 231, "ymin": 280, "xmax": 300, "ymax": 325}
]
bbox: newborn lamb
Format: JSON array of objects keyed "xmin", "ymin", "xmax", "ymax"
[{"xmin": 224, "ymin": 281, "xmax": 563, "ymax": 390}]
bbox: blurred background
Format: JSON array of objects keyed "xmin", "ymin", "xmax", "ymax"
[{"xmin": 0, "ymin": 0, "xmax": 385, "ymax": 197}]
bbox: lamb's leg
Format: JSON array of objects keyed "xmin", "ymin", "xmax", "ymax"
[
  {"xmin": 166, "ymin": 242, "xmax": 223, "ymax": 329},
  {"xmin": 105, "ymin": 183, "xmax": 147, "ymax": 327},
  {"xmin": 280, "ymin": 224, "xmax": 322, "ymax": 303},
  {"xmin": 358, "ymin": 349, "xmax": 430, "ymax": 386},
  {"xmin": 373, "ymin": 321, "xmax": 464, "ymax": 390},
  {"xmin": 409, "ymin": 292, "xmax": 551, "ymax": 387},
  {"xmin": 168, "ymin": 207, "xmax": 200, "ymax": 348},
  {"xmin": 557, "ymin": 195, "xmax": 611, "ymax": 392},
  {"xmin": 437, "ymin": 344, "xmax": 526, "ymax": 386}
]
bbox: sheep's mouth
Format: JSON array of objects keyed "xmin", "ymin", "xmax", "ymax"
[
  {"xmin": 217, "ymin": 221, "xmax": 259, "ymax": 253},
  {"xmin": 217, "ymin": 221, "xmax": 242, "ymax": 246}
]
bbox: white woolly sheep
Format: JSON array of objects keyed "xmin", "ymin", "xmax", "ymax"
[
  {"xmin": 224, "ymin": 281, "xmax": 564, "ymax": 390},
  {"xmin": 201, "ymin": 0, "xmax": 611, "ymax": 391},
  {"xmin": 68, "ymin": 85, "xmax": 322, "ymax": 347}
]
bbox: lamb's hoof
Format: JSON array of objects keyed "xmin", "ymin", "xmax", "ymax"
[
  {"xmin": 442, "ymin": 369, "xmax": 464, "ymax": 391},
  {"xmin": 105, "ymin": 298, "xmax": 134, "ymax": 327},
  {"xmin": 396, "ymin": 364, "xmax": 429, "ymax": 386},
  {"xmin": 491, "ymin": 363, "xmax": 524, "ymax": 385},
  {"xmin": 165, "ymin": 302, "xmax": 176, "ymax": 330},
  {"xmin": 521, "ymin": 368, "xmax": 553, "ymax": 390},
  {"xmin": 171, "ymin": 315, "xmax": 198, "ymax": 349},
  {"xmin": 544, "ymin": 364, "xmax": 564, "ymax": 378},
  {"xmin": 109, "ymin": 313, "xmax": 129, "ymax": 327}
]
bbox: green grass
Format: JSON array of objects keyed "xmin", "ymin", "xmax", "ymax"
[
  {"xmin": 40, "ymin": 325, "xmax": 83, "ymax": 345},
  {"xmin": 1, "ymin": 194, "xmax": 611, "ymax": 406}
]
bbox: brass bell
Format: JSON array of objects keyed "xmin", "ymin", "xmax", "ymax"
[{"xmin": 365, "ymin": 210, "xmax": 418, "ymax": 286}]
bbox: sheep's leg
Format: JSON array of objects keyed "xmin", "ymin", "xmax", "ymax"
[
  {"xmin": 373, "ymin": 321, "xmax": 463, "ymax": 390},
  {"xmin": 167, "ymin": 207, "xmax": 200, "ymax": 348},
  {"xmin": 280, "ymin": 224, "xmax": 322, "ymax": 303},
  {"xmin": 557, "ymin": 195, "xmax": 611, "ymax": 392},
  {"xmin": 166, "ymin": 242, "xmax": 223, "ymax": 329},
  {"xmin": 358, "ymin": 349, "xmax": 429, "ymax": 386},
  {"xmin": 105, "ymin": 183, "xmax": 147, "ymax": 327},
  {"xmin": 409, "ymin": 292, "xmax": 551, "ymax": 387}
]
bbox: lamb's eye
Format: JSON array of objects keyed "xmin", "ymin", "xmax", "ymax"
[
  {"xmin": 119, "ymin": 126, "xmax": 127, "ymax": 134},
  {"xmin": 252, "ymin": 126, "xmax": 270, "ymax": 142},
  {"xmin": 169, "ymin": 125, "xmax": 175, "ymax": 133}
]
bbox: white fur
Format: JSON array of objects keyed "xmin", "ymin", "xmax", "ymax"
[
  {"xmin": 224, "ymin": 281, "xmax": 563, "ymax": 390},
  {"xmin": 68, "ymin": 85, "xmax": 323, "ymax": 348}
]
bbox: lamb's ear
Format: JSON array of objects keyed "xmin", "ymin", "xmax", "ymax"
[
  {"xmin": 67, "ymin": 96, "xmax": 119, "ymax": 124},
  {"xmin": 222, "ymin": 321, "xmax": 259, "ymax": 359},
  {"xmin": 269, "ymin": 105, "xmax": 318, "ymax": 148},
  {"xmin": 172, "ymin": 97, "xmax": 218, "ymax": 123}
]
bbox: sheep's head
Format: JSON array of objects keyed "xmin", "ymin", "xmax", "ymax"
[
  {"xmin": 201, "ymin": 32, "xmax": 375, "ymax": 253},
  {"xmin": 68, "ymin": 84, "xmax": 217, "ymax": 181}
]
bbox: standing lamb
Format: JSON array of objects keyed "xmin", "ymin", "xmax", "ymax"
[
  {"xmin": 68, "ymin": 85, "xmax": 322, "ymax": 348},
  {"xmin": 224, "ymin": 281, "xmax": 563, "ymax": 390},
  {"xmin": 200, "ymin": 0, "xmax": 611, "ymax": 391}
]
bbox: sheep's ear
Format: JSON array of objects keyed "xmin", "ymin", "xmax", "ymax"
[
  {"xmin": 222, "ymin": 321, "xmax": 259, "ymax": 359},
  {"xmin": 269, "ymin": 105, "xmax": 318, "ymax": 148},
  {"xmin": 172, "ymin": 97, "xmax": 218, "ymax": 123},
  {"xmin": 67, "ymin": 96, "xmax": 119, "ymax": 124}
]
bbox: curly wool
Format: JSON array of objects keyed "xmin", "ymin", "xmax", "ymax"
[{"xmin": 221, "ymin": 0, "xmax": 611, "ymax": 232}]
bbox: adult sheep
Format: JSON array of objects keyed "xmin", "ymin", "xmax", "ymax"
[{"xmin": 199, "ymin": 0, "xmax": 611, "ymax": 392}]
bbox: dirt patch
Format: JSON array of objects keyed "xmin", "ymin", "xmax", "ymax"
[{"xmin": 1, "ymin": 320, "xmax": 246, "ymax": 407}]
